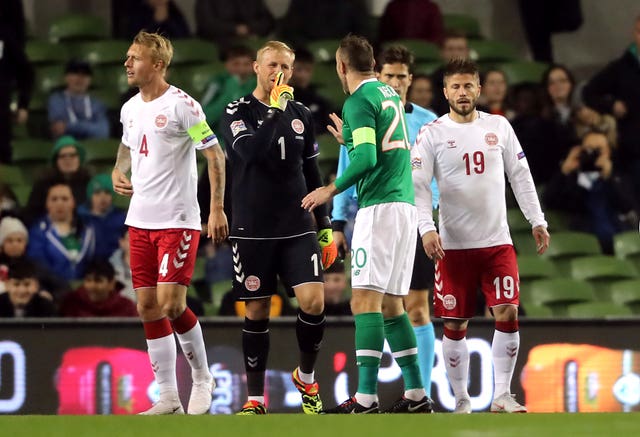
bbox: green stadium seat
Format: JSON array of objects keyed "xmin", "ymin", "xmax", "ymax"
[
  {"xmin": 112, "ymin": 194, "xmax": 130, "ymax": 210},
  {"xmin": 542, "ymin": 231, "xmax": 601, "ymax": 275},
  {"xmin": 518, "ymin": 255, "xmax": 558, "ymax": 305},
  {"xmin": 511, "ymin": 232, "xmax": 538, "ymax": 256},
  {"xmin": 507, "ymin": 208, "xmax": 530, "ymax": 233},
  {"xmin": 26, "ymin": 40, "xmax": 69, "ymax": 65},
  {"xmin": 383, "ymin": 39, "xmax": 440, "ymax": 62},
  {"xmin": 497, "ymin": 61, "xmax": 549, "ymax": 85},
  {"xmin": 566, "ymin": 301, "xmax": 633, "ymax": 319},
  {"xmin": 192, "ymin": 256, "xmax": 207, "ymax": 282},
  {"xmin": 610, "ymin": 280, "xmax": 640, "ymax": 314},
  {"xmin": 613, "ymin": 231, "xmax": 640, "ymax": 273},
  {"xmin": 11, "ymin": 184, "xmax": 32, "ymax": 208},
  {"xmin": 171, "ymin": 39, "xmax": 219, "ymax": 65},
  {"xmin": 544, "ymin": 209, "xmax": 570, "ymax": 232},
  {"xmin": 443, "ymin": 13, "xmax": 482, "ymax": 39},
  {"xmin": 172, "ymin": 63, "xmax": 225, "ymax": 97},
  {"xmin": 82, "ymin": 138, "xmax": 119, "ymax": 166},
  {"xmin": 414, "ymin": 61, "xmax": 442, "ymax": 75},
  {"xmin": 0, "ymin": 164, "xmax": 27, "ymax": 187},
  {"xmin": 521, "ymin": 304, "xmax": 553, "ymax": 318},
  {"xmin": 530, "ymin": 278, "xmax": 596, "ymax": 316},
  {"xmin": 11, "ymin": 138, "xmax": 52, "ymax": 165},
  {"xmin": 93, "ymin": 64, "xmax": 130, "ymax": 94},
  {"xmin": 75, "ymin": 40, "xmax": 129, "ymax": 66},
  {"xmin": 307, "ymin": 39, "xmax": 342, "ymax": 64},
  {"xmin": 469, "ymin": 40, "xmax": 519, "ymax": 63},
  {"xmin": 34, "ymin": 65, "xmax": 65, "ymax": 96},
  {"xmin": 48, "ymin": 14, "xmax": 109, "ymax": 43},
  {"xmin": 570, "ymin": 256, "xmax": 638, "ymax": 301}
]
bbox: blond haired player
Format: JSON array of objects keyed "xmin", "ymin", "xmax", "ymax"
[
  {"xmin": 112, "ymin": 31, "xmax": 228, "ymax": 415},
  {"xmin": 412, "ymin": 58, "xmax": 550, "ymax": 413}
]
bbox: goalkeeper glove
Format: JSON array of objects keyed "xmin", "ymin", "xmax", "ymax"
[
  {"xmin": 270, "ymin": 71, "xmax": 294, "ymax": 111},
  {"xmin": 317, "ymin": 228, "xmax": 338, "ymax": 270}
]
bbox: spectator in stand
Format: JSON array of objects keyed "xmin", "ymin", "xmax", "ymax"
[
  {"xmin": 27, "ymin": 181, "xmax": 96, "ymax": 282},
  {"xmin": 509, "ymin": 82, "xmax": 565, "ymax": 185},
  {"xmin": 290, "ymin": 47, "xmax": 335, "ymax": 135},
  {"xmin": 407, "ymin": 73, "xmax": 434, "ymax": 112},
  {"xmin": 59, "ymin": 259, "xmax": 138, "ymax": 317},
  {"xmin": 195, "ymin": 0, "xmax": 275, "ymax": 49},
  {"xmin": 78, "ymin": 174, "xmax": 126, "ymax": 260},
  {"xmin": 0, "ymin": 259, "xmax": 56, "ymax": 318},
  {"xmin": 430, "ymin": 31, "xmax": 470, "ymax": 116},
  {"xmin": 478, "ymin": 69, "xmax": 511, "ymax": 118},
  {"xmin": 378, "ymin": 0, "xmax": 444, "ymax": 46},
  {"xmin": 322, "ymin": 260, "xmax": 351, "ymax": 316},
  {"xmin": 540, "ymin": 64, "xmax": 583, "ymax": 149},
  {"xmin": 201, "ymin": 45, "xmax": 256, "ymax": 134},
  {"xmin": 127, "ymin": 0, "xmax": 191, "ymax": 39},
  {"xmin": 543, "ymin": 130, "xmax": 638, "ymax": 254},
  {"xmin": 48, "ymin": 59, "xmax": 110, "ymax": 140},
  {"xmin": 0, "ymin": 216, "xmax": 70, "ymax": 298},
  {"xmin": 23, "ymin": 135, "xmax": 92, "ymax": 225},
  {"xmin": 582, "ymin": 15, "xmax": 640, "ymax": 199},
  {"xmin": 279, "ymin": 0, "xmax": 370, "ymax": 45},
  {"xmin": 0, "ymin": 184, "xmax": 19, "ymax": 219},
  {"xmin": 0, "ymin": 3, "xmax": 33, "ymax": 164},
  {"xmin": 109, "ymin": 228, "xmax": 135, "ymax": 302}
]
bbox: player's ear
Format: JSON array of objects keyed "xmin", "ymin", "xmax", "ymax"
[{"xmin": 253, "ymin": 61, "xmax": 259, "ymax": 75}]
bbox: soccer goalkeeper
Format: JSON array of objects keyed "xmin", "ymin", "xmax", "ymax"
[{"xmin": 218, "ymin": 41, "xmax": 337, "ymax": 415}]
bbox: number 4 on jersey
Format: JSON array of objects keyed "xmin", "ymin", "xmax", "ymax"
[{"xmin": 140, "ymin": 134, "xmax": 149, "ymax": 157}]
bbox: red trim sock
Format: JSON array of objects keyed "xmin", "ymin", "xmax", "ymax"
[
  {"xmin": 443, "ymin": 327, "xmax": 467, "ymax": 341},
  {"xmin": 495, "ymin": 320, "xmax": 519, "ymax": 333},
  {"xmin": 143, "ymin": 317, "xmax": 173, "ymax": 339},
  {"xmin": 171, "ymin": 308, "xmax": 198, "ymax": 334}
]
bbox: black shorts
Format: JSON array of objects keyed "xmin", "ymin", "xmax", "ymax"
[
  {"xmin": 230, "ymin": 233, "xmax": 323, "ymax": 300},
  {"xmin": 410, "ymin": 232, "xmax": 435, "ymax": 291}
]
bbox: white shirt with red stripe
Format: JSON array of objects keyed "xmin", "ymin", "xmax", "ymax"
[
  {"xmin": 120, "ymin": 85, "xmax": 217, "ymax": 230},
  {"xmin": 412, "ymin": 111, "xmax": 547, "ymax": 250}
]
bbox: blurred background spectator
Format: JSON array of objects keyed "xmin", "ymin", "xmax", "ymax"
[
  {"xmin": 323, "ymin": 260, "xmax": 351, "ymax": 316},
  {"xmin": 430, "ymin": 31, "xmax": 470, "ymax": 116},
  {"xmin": 48, "ymin": 59, "xmax": 110, "ymax": 140},
  {"xmin": 127, "ymin": 0, "xmax": 190, "ymax": 39},
  {"xmin": 109, "ymin": 228, "xmax": 135, "ymax": 302},
  {"xmin": 377, "ymin": 0, "xmax": 444, "ymax": 46},
  {"xmin": 478, "ymin": 68, "xmax": 511, "ymax": 117},
  {"xmin": 195, "ymin": 0, "xmax": 274, "ymax": 49},
  {"xmin": 407, "ymin": 73, "xmax": 435, "ymax": 112},
  {"xmin": 0, "ymin": 259, "xmax": 55, "ymax": 318}
]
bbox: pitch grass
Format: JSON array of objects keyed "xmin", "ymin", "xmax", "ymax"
[{"xmin": 1, "ymin": 413, "xmax": 638, "ymax": 437}]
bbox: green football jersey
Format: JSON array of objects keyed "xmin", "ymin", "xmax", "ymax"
[{"xmin": 341, "ymin": 79, "xmax": 415, "ymax": 207}]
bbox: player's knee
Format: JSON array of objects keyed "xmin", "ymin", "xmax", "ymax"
[
  {"xmin": 493, "ymin": 304, "xmax": 518, "ymax": 322},
  {"xmin": 298, "ymin": 295, "xmax": 324, "ymax": 315},
  {"xmin": 162, "ymin": 301, "xmax": 187, "ymax": 320},
  {"xmin": 407, "ymin": 306, "xmax": 429, "ymax": 325},
  {"xmin": 136, "ymin": 301, "xmax": 160, "ymax": 319}
]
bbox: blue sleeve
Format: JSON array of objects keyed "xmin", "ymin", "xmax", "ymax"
[
  {"xmin": 430, "ymin": 178, "xmax": 439, "ymax": 209},
  {"xmin": 47, "ymin": 93, "xmax": 66, "ymax": 122},
  {"xmin": 331, "ymin": 144, "xmax": 358, "ymax": 223},
  {"xmin": 27, "ymin": 225, "xmax": 48, "ymax": 265}
]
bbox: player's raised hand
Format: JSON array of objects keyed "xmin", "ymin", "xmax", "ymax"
[
  {"xmin": 208, "ymin": 209, "xmax": 229, "ymax": 243},
  {"xmin": 532, "ymin": 225, "xmax": 550, "ymax": 255},
  {"xmin": 302, "ymin": 184, "xmax": 337, "ymax": 212},
  {"xmin": 327, "ymin": 113, "xmax": 344, "ymax": 144},
  {"xmin": 111, "ymin": 168, "xmax": 133, "ymax": 196},
  {"xmin": 270, "ymin": 71, "xmax": 294, "ymax": 111},
  {"xmin": 421, "ymin": 231, "xmax": 445, "ymax": 260}
]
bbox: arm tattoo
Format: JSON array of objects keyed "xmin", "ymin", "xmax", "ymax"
[
  {"xmin": 114, "ymin": 143, "xmax": 131, "ymax": 173},
  {"xmin": 205, "ymin": 145, "xmax": 225, "ymax": 210}
]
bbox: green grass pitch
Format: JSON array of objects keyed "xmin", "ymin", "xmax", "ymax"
[{"xmin": 1, "ymin": 413, "xmax": 638, "ymax": 437}]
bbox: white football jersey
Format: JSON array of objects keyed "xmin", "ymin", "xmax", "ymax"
[
  {"xmin": 120, "ymin": 86, "xmax": 218, "ymax": 230},
  {"xmin": 412, "ymin": 111, "xmax": 546, "ymax": 249}
]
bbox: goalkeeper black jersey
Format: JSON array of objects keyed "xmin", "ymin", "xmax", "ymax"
[{"xmin": 219, "ymin": 93, "xmax": 328, "ymax": 239}]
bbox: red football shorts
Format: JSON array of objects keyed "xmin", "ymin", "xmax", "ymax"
[
  {"xmin": 433, "ymin": 244, "xmax": 519, "ymax": 319},
  {"xmin": 129, "ymin": 227, "xmax": 200, "ymax": 289}
]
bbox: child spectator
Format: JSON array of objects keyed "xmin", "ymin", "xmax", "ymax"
[
  {"xmin": 322, "ymin": 260, "xmax": 351, "ymax": 316},
  {"xmin": 59, "ymin": 259, "xmax": 138, "ymax": 317},
  {"xmin": 0, "ymin": 259, "xmax": 56, "ymax": 318},
  {"xmin": 78, "ymin": 174, "xmax": 126, "ymax": 259}
]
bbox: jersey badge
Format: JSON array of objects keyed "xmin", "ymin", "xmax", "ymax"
[
  {"xmin": 485, "ymin": 132, "xmax": 498, "ymax": 146},
  {"xmin": 155, "ymin": 114, "xmax": 168, "ymax": 129},
  {"xmin": 517, "ymin": 151, "xmax": 526, "ymax": 160},
  {"xmin": 411, "ymin": 156, "xmax": 422, "ymax": 170},
  {"xmin": 447, "ymin": 140, "xmax": 456, "ymax": 148},
  {"xmin": 443, "ymin": 294, "xmax": 457, "ymax": 310},
  {"xmin": 291, "ymin": 118, "xmax": 305, "ymax": 134},
  {"xmin": 245, "ymin": 275, "xmax": 261, "ymax": 292},
  {"xmin": 230, "ymin": 120, "xmax": 247, "ymax": 137}
]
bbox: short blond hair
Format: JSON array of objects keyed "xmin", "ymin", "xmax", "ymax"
[
  {"xmin": 133, "ymin": 31, "xmax": 173, "ymax": 70},
  {"xmin": 256, "ymin": 41, "xmax": 295, "ymax": 63}
]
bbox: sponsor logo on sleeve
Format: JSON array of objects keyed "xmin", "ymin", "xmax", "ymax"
[
  {"xmin": 202, "ymin": 134, "xmax": 217, "ymax": 145},
  {"xmin": 230, "ymin": 120, "xmax": 247, "ymax": 137},
  {"xmin": 517, "ymin": 151, "xmax": 526, "ymax": 160},
  {"xmin": 411, "ymin": 156, "xmax": 422, "ymax": 170}
]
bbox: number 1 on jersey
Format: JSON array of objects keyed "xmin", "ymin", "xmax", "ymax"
[
  {"xmin": 278, "ymin": 136, "xmax": 285, "ymax": 160},
  {"xmin": 140, "ymin": 134, "xmax": 149, "ymax": 157}
]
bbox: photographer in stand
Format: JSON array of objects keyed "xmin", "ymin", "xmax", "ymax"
[{"xmin": 543, "ymin": 130, "xmax": 638, "ymax": 254}]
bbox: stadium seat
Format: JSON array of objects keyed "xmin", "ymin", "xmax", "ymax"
[
  {"xmin": 93, "ymin": 64, "xmax": 130, "ymax": 94},
  {"xmin": 496, "ymin": 61, "xmax": 549, "ymax": 85},
  {"xmin": 521, "ymin": 304, "xmax": 553, "ymax": 318},
  {"xmin": 518, "ymin": 255, "xmax": 558, "ymax": 305},
  {"xmin": 48, "ymin": 14, "xmax": 109, "ymax": 43},
  {"xmin": 11, "ymin": 138, "xmax": 52, "ymax": 166},
  {"xmin": 414, "ymin": 61, "xmax": 442, "ymax": 75},
  {"xmin": 613, "ymin": 231, "xmax": 640, "ymax": 273},
  {"xmin": 171, "ymin": 39, "xmax": 219, "ymax": 65},
  {"xmin": 529, "ymin": 278, "xmax": 596, "ymax": 316},
  {"xmin": 544, "ymin": 209, "xmax": 570, "ymax": 232},
  {"xmin": 75, "ymin": 40, "xmax": 130, "ymax": 66},
  {"xmin": 172, "ymin": 63, "xmax": 225, "ymax": 97},
  {"xmin": 511, "ymin": 232, "xmax": 538, "ymax": 256},
  {"xmin": 26, "ymin": 40, "xmax": 69, "ymax": 66},
  {"xmin": 383, "ymin": 39, "xmax": 440, "ymax": 62},
  {"xmin": 0, "ymin": 164, "xmax": 28, "ymax": 187},
  {"xmin": 34, "ymin": 65, "xmax": 65, "ymax": 96},
  {"xmin": 443, "ymin": 13, "xmax": 482, "ymax": 39},
  {"xmin": 11, "ymin": 184, "xmax": 32, "ymax": 208},
  {"xmin": 566, "ymin": 301, "xmax": 633, "ymax": 319},
  {"xmin": 469, "ymin": 40, "xmax": 519, "ymax": 63},
  {"xmin": 307, "ymin": 39, "xmax": 343, "ymax": 64},
  {"xmin": 82, "ymin": 138, "xmax": 120, "ymax": 166},
  {"xmin": 610, "ymin": 280, "xmax": 640, "ymax": 314},
  {"xmin": 507, "ymin": 208, "xmax": 530, "ymax": 233},
  {"xmin": 317, "ymin": 134, "xmax": 340, "ymax": 161},
  {"xmin": 542, "ymin": 231, "xmax": 601, "ymax": 275},
  {"xmin": 112, "ymin": 194, "xmax": 130, "ymax": 210},
  {"xmin": 570, "ymin": 256, "xmax": 638, "ymax": 301}
]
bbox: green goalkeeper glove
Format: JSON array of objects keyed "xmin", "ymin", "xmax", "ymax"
[
  {"xmin": 270, "ymin": 71, "xmax": 294, "ymax": 111},
  {"xmin": 317, "ymin": 228, "xmax": 338, "ymax": 270}
]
